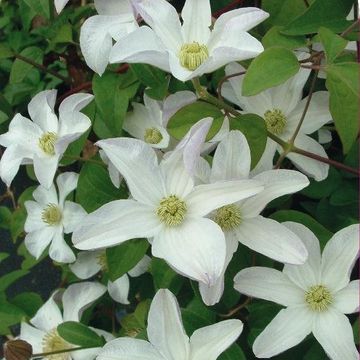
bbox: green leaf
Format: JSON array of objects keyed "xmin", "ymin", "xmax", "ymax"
[
  {"xmin": 0, "ymin": 253, "xmax": 9, "ymax": 264},
  {"xmin": 263, "ymin": 26, "xmax": 307, "ymax": 50},
  {"xmin": 11, "ymin": 292, "xmax": 43, "ymax": 318},
  {"xmin": 57, "ymin": 322, "xmax": 105, "ymax": 347},
  {"xmin": 242, "ymin": 47, "xmax": 300, "ymax": 96},
  {"xmin": 0, "ymin": 206, "xmax": 12, "ymax": 229},
  {"xmin": 0, "ymin": 269, "xmax": 29, "ymax": 292},
  {"xmin": 167, "ymin": 101, "xmax": 223, "ymax": 140},
  {"xmin": 151, "ymin": 258, "xmax": 184, "ymax": 294},
  {"xmin": 0, "ymin": 300, "xmax": 27, "ymax": 335},
  {"xmin": 131, "ymin": 64, "xmax": 169, "ymax": 100},
  {"xmin": 76, "ymin": 162, "xmax": 126, "ymax": 212},
  {"xmin": 10, "ymin": 47, "xmax": 44, "ymax": 84},
  {"xmin": 106, "ymin": 239, "xmax": 149, "ymax": 281},
  {"xmin": 282, "ymin": 0, "xmax": 354, "ymax": 35},
  {"xmin": 219, "ymin": 344, "xmax": 246, "ymax": 360},
  {"xmin": 325, "ymin": 62, "xmax": 359, "ymax": 153},
  {"xmin": 330, "ymin": 180, "xmax": 357, "ymax": 206},
  {"xmin": 23, "ymin": 0, "xmax": 50, "ymax": 19},
  {"xmin": 230, "ymin": 114, "xmax": 267, "ymax": 169},
  {"xmin": 0, "ymin": 43, "xmax": 14, "ymax": 59},
  {"xmin": 318, "ymin": 27, "xmax": 348, "ymax": 63},
  {"xmin": 270, "ymin": 210, "xmax": 333, "ymax": 248}
]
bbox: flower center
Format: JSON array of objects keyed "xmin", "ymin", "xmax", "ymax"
[
  {"xmin": 42, "ymin": 328, "xmax": 72, "ymax": 360},
  {"xmin": 144, "ymin": 128, "xmax": 163, "ymax": 145},
  {"xmin": 157, "ymin": 195, "xmax": 187, "ymax": 226},
  {"xmin": 96, "ymin": 251, "xmax": 108, "ymax": 272},
  {"xmin": 264, "ymin": 109, "xmax": 287, "ymax": 135},
  {"xmin": 305, "ymin": 285, "xmax": 333, "ymax": 312},
  {"xmin": 39, "ymin": 132, "xmax": 58, "ymax": 155},
  {"xmin": 179, "ymin": 42, "xmax": 209, "ymax": 71},
  {"xmin": 214, "ymin": 204, "xmax": 242, "ymax": 231},
  {"xmin": 41, "ymin": 204, "xmax": 62, "ymax": 226}
]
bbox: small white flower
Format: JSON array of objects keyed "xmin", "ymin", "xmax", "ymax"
[
  {"xmin": 70, "ymin": 251, "xmax": 151, "ymax": 304},
  {"xmin": 196, "ymin": 130, "xmax": 310, "ymax": 305},
  {"xmin": 223, "ymin": 62, "xmax": 332, "ymax": 181},
  {"xmin": 80, "ymin": 0, "xmax": 138, "ymax": 75},
  {"xmin": 73, "ymin": 120, "xmax": 264, "ymax": 286},
  {"xmin": 24, "ymin": 172, "xmax": 86, "ymax": 264},
  {"xmin": 20, "ymin": 281, "xmax": 110, "ymax": 360},
  {"xmin": 0, "ymin": 90, "xmax": 93, "ymax": 188},
  {"xmin": 110, "ymin": 0, "xmax": 269, "ymax": 81},
  {"xmin": 97, "ymin": 288, "xmax": 243, "ymax": 360},
  {"xmin": 234, "ymin": 223, "xmax": 359, "ymax": 360}
]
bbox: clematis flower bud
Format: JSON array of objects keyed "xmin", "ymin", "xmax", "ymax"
[{"xmin": 3, "ymin": 339, "xmax": 32, "ymax": 360}]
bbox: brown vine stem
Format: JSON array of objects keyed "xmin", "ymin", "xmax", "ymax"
[
  {"xmin": 217, "ymin": 71, "xmax": 246, "ymax": 102},
  {"xmin": 14, "ymin": 54, "xmax": 71, "ymax": 83},
  {"xmin": 340, "ymin": 19, "xmax": 360, "ymax": 38},
  {"xmin": 275, "ymin": 68, "xmax": 319, "ymax": 169},
  {"xmin": 62, "ymin": 155, "xmax": 106, "ymax": 167},
  {"xmin": 219, "ymin": 297, "xmax": 252, "ymax": 318},
  {"xmin": 32, "ymin": 346, "xmax": 89, "ymax": 358}
]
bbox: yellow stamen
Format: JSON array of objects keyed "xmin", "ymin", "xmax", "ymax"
[
  {"xmin": 144, "ymin": 128, "xmax": 163, "ymax": 145},
  {"xmin": 41, "ymin": 204, "xmax": 62, "ymax": 226},
  {"xmin": 157, "ymin": 195, "xmax": 187, "ymax": 226},
  {"xmin": 305, "ymin": 285, "xmax": 333, "ymax": 312},
  {"xmin": 42, "ymin": 328, "xmax": 72, "ymax": 360},
  {"xmin": 39, "ymin": 132, "xmax": 58, "ymax": 155},
  {"xmin": 264, "ymin": 109, "xmax": 287, "ymax": 135},
  {"xmin": 179, "ymin": 42, "xmax": 209, "ymax": 71},
  {"xmin": 214, "ymin": 204, "xmax": 242, "ymax": 231}
]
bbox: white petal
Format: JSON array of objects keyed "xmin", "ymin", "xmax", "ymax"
[
  {"xmin": 62, "ymin": 281, "xmax": 106, "ymax": 322},
  {"xmin": 199, "ymin": 274, "xmax": 225, "ymax": 307},
  {"xmin": 24, "ymin": 201, "xmax": 44, "ymax": 232},
  {"xmin": 33, "ymin": 183, "xmax": 58, "ymax": 205},
  {"xmin": 108, "ymin": 275, "xmax": 130, "ymax": 304},
  {"xmin": 288, "ymin": 91, "xmax": 331, "ymax": 135},
  {"xmin": 318, "ymin": 129, "xmax": 332, "ymax": 144},
  {"xmin": 186, "ymin": 179, "xmax": 263, "ymax": 217},
  {"xmin": 54, "ymin": 0, "xmax": 70, "ymax": 13},
  {"xmin": 214, "ymin": 8, "xmax": 269, "ymax": 34},
  {"xmin": 62, "ymin": 201, "xmax": 87, "ymax": 233},
  {"xmin": 321, "ymin": 224, "xmax": 359, "ymax": 292},
  {"xmin": 234, "ymin": 267, "xmax": 304, "ymax": 307},
  {"xmin": 56, "ymin": 172, "xmax": 79, "ymax": 205},
  {"xmin": 148, "ymin": 289, "xmax": 190, "ymax": 359},
  {"xmin": 194, "ymin": 157, "xmax": 211, "ymax": 184},
  {"xmin": 97, "ymin": 338, "xmax": 163, "ymax": 360},
  {"xmin": 33, "ymin": 153, "xmax": 59, "ymax": 189},
  {"xmin": 210, "ymin": 130, "xmax": 251, "ymax": 182},
  {"xmin": 181, "ymin": 0, "xmax": 211, "ymax": 44},
  {"xmin": 287, "ymin": 134, "xmax": 329, "ymax": 181},
  {"xmin": 312, "ymin": 309, "xmax": 359, "ymax": 360},
  {"xmin": 24, "ymin": 227, "xmax": 55, "ymax": 260},
  {"xmin": 31, "ymin": 295, "xmax": 63, "ymax": 332},
  {"xmin": 235, "ymin": 216, "xmax": 308, "ymax": 264},
  {"xmin": 128, "ymin": 255, "xmax": 151, "ymax": 277},
  {"xmin": 152, "ymin": 218, "xmax": 226, "ymax": 286},
  {"xmin": 190, "ymin": 319, "xmax": 243, "ymax": 360},
  {"xmin": 59, "ymin": 93, "xmax": 94, "ymax": 114},
  {"xmin": 109, "ymin": 26, "xmax": 170, "ymax": 72},
  {"xmin": 250, "ymin": 139, "xmax": 277, "ymax": 176},
  {"xmin": 242, "ymin": 169, "xmax": 310, "ymax": 217},
  {"xmin": 20, "ymin": 322, "xmax": 45, "ymax": 354},
  {"xmin": 97, "ymin": 138, "xmax": 165, "ymax": 205},
  {"xmin": 94, "ymin": 0, "xmax": 133, "ymax": 15},
  {"xmin": 49, "ymin": 228, "xmax": 75, "ymax": 263},
  {"xmin": 253, "ymin": 306, "xmax": 313, "ymax": 358},
  {"xmin": 80, "ymin": 15, "xmax": 136, "ymax": 75},
  {"xmin": 69, "ymin": 251, "xmax": 102, "ymax": 279},
  {"xmin": 72, "ymin": 200, "xmax": 161, "ymax": 250},
  {"xmin": 334, "ymin": 280, "xmax": 359, "ymax": 314},
  {"xmin": 134, "ymin": 0, "xmax": 182, "ymax": 52},
  {"xmin": 0, "ymin": 146, "xmax": 27, "ymax": 187},
  {"xmin": 27, "ymin": 90, "xmax": 58, "ymax": 133}
]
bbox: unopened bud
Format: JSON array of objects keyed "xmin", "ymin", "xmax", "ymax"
[{"xmin": 3, "ymin": 339, "xmax": 32, "ymax": 360}]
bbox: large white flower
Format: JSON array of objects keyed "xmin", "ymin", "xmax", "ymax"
[
  {"xmin": 97, "ymin": 288, "xmax": 243, "ymax": 360},
  {"xmin": 109, "ymin": 0, "xmax": 269, "ymax": 81},
  {"xmin": 20, "ymin": 281, "xmax": 110, "ymax": 360},
  {"xmin": 70, "ymin": 251, "xmax": 151, "ymax": 304},
  {"xmin": 72, "ymin": 121, "xmax": 264, "ymax": 286},
  {"xmin": 196, "ymin": 131, "xmax": 309, "ymax": 305},
  {"xmin": 24, "ymin": 172, "xmax": 86, "ymax": 264},
  {"xmin": 80, "ymin": 0, "xmax": 138, "ymax": 75},
  {"xmin": 223, "ymin": 62, "xmax": 332, "ymax": 181},
  {"xmin": 0, "ymin": 90, "xmax": 93, "ymax": 188},
  {"xmin": 234, "ymin": 223, "xmax": 359, "ymax": 360}
]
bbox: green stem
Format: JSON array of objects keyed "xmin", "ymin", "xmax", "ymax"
[
  {"xmin": 49, "ymin": 0, "xmax": 55, "ymax": 20},
  {"xmin": 32, "ymin": 346, "xmax": 89, "ymax": 358},
  {"xmin": 15, "ymin": 54, "xmax": 70, "ymax": 83}
]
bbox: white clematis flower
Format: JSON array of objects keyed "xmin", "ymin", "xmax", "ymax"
[
  {"xmin": 70, "ymin": 251, "xmax": 151, "ymax": 304},
  {"xmin": 196, "ymin": 130, "xmax": 309, "ymax": 305},
  {"xmin": 110, "ymin": 0, "xmax": 269, "ymax": 81},
  {"xmin": 20, "ymin": 281, "xmax": 111, "ymax": 360},
  {"xmin": 123, "ymin": 91, "xmax": 196, "ymax": 149},
  {"xmin": 234, "ymin": 223, "xmax": 359, "ymax": 360},
  {"xmin": 24, "ymin": 172, "xmax": 86, "ymax": 264},
  {"xmin": 0, "ymin": 90, "xmax": 93, "ymax": 188},
  {"xmin": 222, "ymin": 62, "xmax": 332, "ymax": 181},
  {"xmin": 97, "ymin": 288, "xmax": 244, "ymax": 360},
  {"xmin": 80, "ymin": 0, "xmax": 138, "ymax": 75},
  {"xmin": 72, "ymin": 120, "xmax": 264, "ymax": 286}
]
